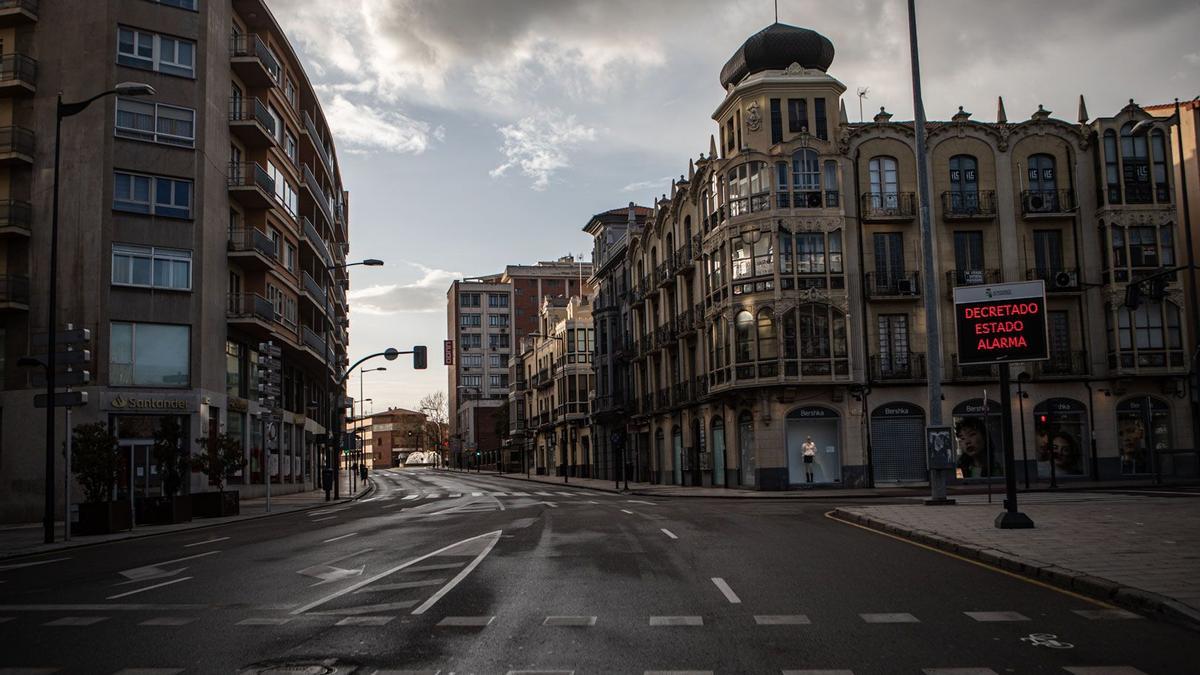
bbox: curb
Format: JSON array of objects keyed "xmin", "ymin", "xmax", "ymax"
[
  {"xmin": 0, "ymin": 479, "xmax": 377, "ymax": 563},
  {"xmin": 829, "ymin": 508, "xmax": 1200, "ymax": 632},
  {"xmin": 485, "ymin": 471, "xmax": 631, "ymax": 495}
]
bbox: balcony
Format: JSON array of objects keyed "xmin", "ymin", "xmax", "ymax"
[
  {"xmin": 1035, "ymin": 351, "xmax": 1088, "ymax": 378},
  {"xmin": 332, "ymin": 281, "xmax": 347, "ymax": 310},
  {"xmin": 654, "ymin": 388, "xmax": 670, "ymax": 412},
  {"xmin": 694, "ymin": 375, "xmax": 709, "ymax": 399},
  {"xmin": 946, "ymin": 269, "xmax": 1001, "ymax": 297},
  {"xmin": 226, "ymin": 228, "xmax": 277, "ymax": 269},
  {"xmin": 671, "ymin": 380, "xmax": 692, "ymax": 407},
  {"xmin": 300, "ymin": 216, "xmax": 334, "ymax": 268},
  {"xmin": 951, "ymin": 353, "xmax": 995, "ymax": 380},
  {"xmin": 0, "ymin": 54, "xmax": 36, "ymax": 95},
  {"xmin": 676, "ymin": 308, "xmax": 696, "ymax": 335},
  {"xmin": 302, "ymin": 271, "xmax": 330, "ymax": 317},
  {"xmin": 865, "ymin": 271, "xmax": 920, "ymax": 299},
  {"xmin": 860, "ymin": 192, "xmax": 916, "ymax": 222},
  {"xmin": 0, "ymin": 126, "xmax": 33, "ymax": 164},
  {"xmin": 0, "ymin": 199, "xmax": 31, "ymax": 236},
  {"xmin": 227, "ymin": 162, "xmax": 274, "ymax": 208},
  {"xmin": 941, "ymin": 190, "xmax": 996, "ymax": 220},
  {"xmin": 301, "ymin": 325, "xmax": 326, "ymax": 359},
  {"xmin": 302, "ymin": 163, "xmax": 334, "ymax": 225},
  {"xmin": 302, "ymin": 110, "xmax": 334, "ymax": 177},
  {"xmin": 0, "ymin": 0, "xmax": 37, "ymax": 26},
  {"xmin": 0, "ymin": 273, "xmax": 29, "ymax": 310},
  {"xmin": 229, "ymin": 33, "xmax": 280, "ymax": 88},
  {"xmin": 228, "ymin": 97, "xmax": 275, "ymax": 148},
  {"xmin": 536, "ymin": 368, "xmax": 552, "ymax": 388},
  {"xmin": 655, "ymin": 261, "xmax": 674, "ymax": 288},
  {"xmin": 1021, "ymin": 189, "xmax": 1075, "ymax": 217},
  {"xmin": 1027, "ymin": 267, "xmax": 1080, "ymax": 292},
  {"xmin": 870, "ymin": 353, "xmax": 927, "ymax": 382},
  {"xmin": 226, "ymin": 293, "xmax": 275, "ymax": 333}
]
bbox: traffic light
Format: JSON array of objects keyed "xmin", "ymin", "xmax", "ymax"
[{"xmin": 413, "ymin": 345, "xmax": 427, "ymax": 370}]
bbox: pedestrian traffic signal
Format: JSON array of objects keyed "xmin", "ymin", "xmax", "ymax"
[{"xmin": 413, "ymin": 345, "xmax": 427, "ymax": 369}]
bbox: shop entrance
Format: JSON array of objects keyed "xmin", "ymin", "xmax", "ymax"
[
  {"xmin": 711, "ymin": 417, "xmax": 726, "ymax": 487},
  {"xmin": 1117, "ymin": 396, "xmax": 1171, "ymax": 475},
  {"xmin": 951, "ymin": 399, "xmax": 1004, "ymax": 479},
  {"xmin": 786, "ymin": 406, "xmax": 841, "ymax": 484},
  {"xmin": 1033, "ymin": 398, "xmax": 1089, "ymax": 479},
  {"xmin": 870, "ymin": 403, "xmax": 927, "ymax": 483},
  {"xmin": 738, "ymin": 411, "xmax": 755, "ymax": 487}
]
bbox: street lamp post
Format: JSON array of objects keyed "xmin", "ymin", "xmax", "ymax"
[
  {"xmin": 357, "ymin": 366, "xmax": 385, "ymax": 491},
  {"xmin": 44, "ymin": 82, "xmax": 155, "ymax": 543}
]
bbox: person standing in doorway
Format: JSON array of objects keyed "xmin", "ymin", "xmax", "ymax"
[{"xmin": 802, "ymin": 435, "xmax": 817, "ymax": 483}]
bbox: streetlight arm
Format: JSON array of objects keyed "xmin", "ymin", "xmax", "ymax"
[{"xmin": 340, "ymin": 349, "xmax": 403, "ymax": 384}]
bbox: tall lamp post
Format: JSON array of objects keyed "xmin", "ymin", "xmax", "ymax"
[
  {"xmin": 357, "ymin": 366, "xmax": 385, "ymax": 487},
  {"xmin": 44, "ymin": 82, "xmax": 155, "ymax": 543}
]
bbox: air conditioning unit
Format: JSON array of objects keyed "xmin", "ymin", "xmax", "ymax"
[
  {"xmin": 895, "ymin": 278, "xmax": 916, "ymax": 294},
  {"xmin": 1052, "ymin": 270, "xmax": 1078, "ymax": 290}
]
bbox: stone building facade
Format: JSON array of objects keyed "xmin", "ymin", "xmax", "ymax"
[{"xmin": 583, "ymin": 22, "xmax": 1192, "ymax": 489}]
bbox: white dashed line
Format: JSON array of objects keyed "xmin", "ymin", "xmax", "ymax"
[
  {"xmin": 649, "ymin": 616, "xmax": 703, "ymax": 626},
  {"xmin": 402, "ymin": 495, "xmax": 420, "ymax": 500},
  {"xmin": 312, "ymin": 516, "xmax": 337, "ymax": 522},
  {"xmin": 44, "ymin": 616, "xmax": 108, "ymax": 626},
  {"xmin": 183, "ymin": 537, "xmax": 228, "ymax": 548},
  {"xmin": 755, "ymin": 614, "xmax": 810, "ymax": 625},
  {"xmin": 237, "ymin": 617, "xmax": 291, "ymax": 626},
  {"xmin": 323, "ymin": 532, "xmax": 359, "ymax": 544},
  {"xmin": 107, "ymin": 577, "xmax": 193, "ymax": 600},
  {"xmin": 660, "ymin": 528, "xmax": 678, "ymax": 539},
  {"xmin": 139, "ymin": 617, "xmax": 196, "ymax": 626},
  {"xmin": 628, "ymin": 500, "xmax": 656, "ymax": 505},
  {"xmin": 543, "ymin": 615, "xmax": 597, "ymax": 626},
  {"xmin": 710, "ymin": 577, "xmax": 741, "ymax": 604},
  {"xmin": 436, "ymin": 615, "xmax": 495, "ymax": 627},
  {"xmin": 963, "ymin": 611, "xmax": 1029, "ymax": 622},
  {"xmin": 621, "ymin": 509, "xmax": 634, "ymax": 515},
  {"xmin": 335, "ymin": 615, "xmax": 396, "ymax": 626},
  {"xmin": 860, "ymin": 612, "xmax": 919, "ymax": 623}
]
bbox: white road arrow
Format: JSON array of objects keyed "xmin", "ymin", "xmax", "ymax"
[
  {"xmin": 117, "ymin": 551, "xmax": 220, "ymax": 584},
  {"xmin": 297, "ymin": 563, "xmax": 365, "ymax": 586}
]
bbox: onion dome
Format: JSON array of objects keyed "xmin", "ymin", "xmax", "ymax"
[{"xmin": 720, "ymin": 22, "xmax": 835, "ymax": 88}]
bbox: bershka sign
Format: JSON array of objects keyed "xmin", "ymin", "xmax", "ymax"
[{"xmin": 953, "ymin": 280, "xmax": 1049, "ymax": 366}]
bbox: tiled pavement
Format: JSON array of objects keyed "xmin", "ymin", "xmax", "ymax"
[{"xmin": 834, "ymin": 494, "xmax": 1200, "ymax": 624}]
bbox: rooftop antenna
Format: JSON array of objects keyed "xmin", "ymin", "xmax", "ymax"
[{"xmin": 857, "ymin": 87, "xmax": 870, "ymax": 123}]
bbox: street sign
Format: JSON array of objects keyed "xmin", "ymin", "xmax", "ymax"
[
  {"xmin": 32, "ymin": 349, "xmax": 91, "ymax": 366},
  {"xmin": 32, "ymin": 328, "xmax": 91, "ymax": 347},
  {"xmin": 953, "ymin": 280, "xmax": 1048, "ymax": 366},
  {"xmin": 31, "ymin": 370, "xmax": 90, "ymax": 387},
  {"xmin": 34, "ymin": 391, "xmax": 88, "ymax": 408},
  {"xmin": 444, "ymin": 340, "xmax": 454, "ymax": 366}
]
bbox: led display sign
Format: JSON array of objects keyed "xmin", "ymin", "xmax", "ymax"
[{"xmin": 953, "ymin": 280, "xmax": 1049, "ymax": 366}]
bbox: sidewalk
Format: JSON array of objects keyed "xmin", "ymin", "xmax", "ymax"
[
  {"xmin": 0, "ymin": 473, "xmax": 373, "ymax": 561},
  {"xmin": 832, "ymin": 493, "xmax": 1200, "ymax": 629},
  {"xmin": 464, "ymin": 468, "xmax": 1195, "ymax": 500}
]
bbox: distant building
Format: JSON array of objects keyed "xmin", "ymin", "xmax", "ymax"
[{"xmin": 347, "ymin": 407, "xmax": 428, "ymax": 469}]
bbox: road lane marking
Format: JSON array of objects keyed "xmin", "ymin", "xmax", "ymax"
[
  {"xmin": 312, "ymin": 516, "xmax": 337, "ymax": 522},
  {"xmin": 436, "ymin": 615, "xmax": 494, "ymax": 626},
  {"xmin": 316, "ymin": 601, "xmax": 418, "ymax": 615},
  {"xmin": 183, "ymin": 537, "xmax": 229, "ymax": 548},
  {"xmin": 44, "ymin": 616, "xmax": 108, "ymax": 626},
  {"xmin": 449, "ymin": 493, "xmax": 461, "ymax": 498},
  {"xmin": 555, "ymin": 492, "xmax": 576, "ymax": 496},
  {"xmin": 543, "ymin": 615, "xmax": 596, "ymax": 626},
  {"xmin": 309, "ymin": 507, "xmax": 350, "ymax": 516},
  {"xmin": 780, "ymin": 671, "xmax": 853, "ymax": 675},
  {"xmin": 0, "ymin": 604, "xmax": 204, "ymax": 611},
  {"xmin": 660, "ymin": 528, "xmax": 678, "ymax": 539},
  {"xmin": 354, "ymin": 579, "xmax": 446, "ymax": 593},
  {"xmin": 411, "ymin": 532, "xmax": 502, "ymax": 615},
  {"xmin": 508, "ymin": 492, "xmax": 528, "ymax": 496},
  {"xmin": 540, "ymin": 502, "xmax": 559, "ymax": 508},
  {"xmin": 118, "ymin": 551, "xmax": 219, "ymax": 582},
  {"xmin": 0, "ymin": 557, "xmax": 71, "ymax": 572},
  {"xmin": 323, "ymin": 532, "xmax": 359, "ymax": 544},
  {"xmin": 402, "ymin": 495, "xmax": 420, "ymax": 500},
  {"xmin": 1072, "ymin": 609, "xmax": 1141, "ymax": 620},
  {"xmin": 472, "ymin": 492, "xmax": 483, "ymax": 496},
  {"xmin": 711, "ymin": 577, "xmax": 741, "ymax": 604},
  {"xmin": 403, "ymin": 562, "xmax": 466, "ymax": 574},
  {"xmin": 964, "ymin": 611, "xmax": 1029, "ymax": 622},
  {"xmin": 139, "ymin": 617, "xmax": 196, "ymax": 626},
  {"xmin": 1062, "ymin": 668, "xmax": 1149, "ymax": 675},
  {"xmin": 621, "ymin": 509, "xmax": 634, "ymax": 515},
  {"xmin": 107, "ymin": 577, "xmax": 193, "ymax": 600},
  {"xmin": 754, "ymin": 615, "xmax": 810, "ymax": 625},
  {"xmin": 237, "ymin": 617, "xmax": 291, "ymax": 625},
  {"xmin": 860, "ymin": 612, "xmax": 919, "ymax": 623},
  {"xmin": 586, "ymin": 500, "xmax": 600, "ymax": 504},
  {"xmin": 649, "ymin": 616, "xmax": 703, "ymax": 626},
  {"xmin": 628, "ymin": 500, "xmax": 656, "ymax": 505},
  {"xmin": 535, "ymin": 492, "xmax": 555, "ymax": 496},
  {"xmin": 826, "ymin": 511, "xmax": 1115, "ymax": 609},
  {"xmin": 336, "ymin": 616, "xmax": 394, "ymax": 626},
  {"xmin": 293, "ymin": 530, "xmax": 501, "ymax": 615}
]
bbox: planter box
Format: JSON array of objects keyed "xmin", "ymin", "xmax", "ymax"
[
  {"xmin": 191, "ymin": 491, "xmax": 240, "ymax": 518},
  {"xmin": 135, "ymin": 495, "xmax": 193, "ymax": 525},
  {"xmin": 76, "ymin": 501, "xmax": 132, "ymax": 535}
]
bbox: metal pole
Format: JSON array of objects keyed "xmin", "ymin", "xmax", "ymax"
[
  {"xmin": 996, "ymin": 364, "xmax": 1034, "ymax": 528},
  {"xmin": 265, "ymin": 415, "xmax": 271, "ymax": 512},
  {"xmin": 1017, "ymin": 382, "xmax": 1029, "ymax": 490},
  {"xmin": 64, "ymin": 395, "xmax": 71, "ymax": 541},
  {"xmin": 44, "ymin": 98, "xmax": 64, "ymax": 544},
  {"xmin": 908, "ymin": 0, "xmax": 950, "ymax": 506},
  {"xmin": 984, "ymin": 390, "xmax": 992, "ymax": 504}
]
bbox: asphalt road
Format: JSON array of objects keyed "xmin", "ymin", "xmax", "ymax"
[{"xmin": 0, "ymin": 468, "xmax": 1195, "ymax": 674}]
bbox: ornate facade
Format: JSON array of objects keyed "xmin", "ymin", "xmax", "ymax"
[{"xmin": 584, "ymin": 23, "xmax": 1191, "ymax": 489}]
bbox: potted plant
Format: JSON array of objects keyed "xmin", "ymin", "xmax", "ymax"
[
  {"xmin": 191, "ymin": 431, "xmax": 246, "ymax": 517},
  {"xmin": 139, "ymin": 417, "xmax": 193, "ymax": 524},
  {"xmin": 72, "ymin": 422, "xmax": 131, "ymax": 535}
]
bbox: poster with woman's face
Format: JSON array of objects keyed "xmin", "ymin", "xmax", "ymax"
[
  {"xmin": 1118, "ymin": 414, "xmax": 1148, "ymax": 474},
  {"xmin": 953, "ymin": 415, "xmax": 1004, "ymax": 478},
  {"xmin": 1035, "ymin": 421, "xmax": 1085, "ymax": 478}
]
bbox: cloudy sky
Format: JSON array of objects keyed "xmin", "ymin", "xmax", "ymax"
[{"xmin": 271, "ymin": 0, "xmax": 1200, "ymax": 413}]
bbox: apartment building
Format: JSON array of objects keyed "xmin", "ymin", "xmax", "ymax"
[
  {"xmin": 345, "ymin": 407, "xmax": 427, "ymax": 470},
  {"xmin": 584, "ymin": 22, "xmax": 1191, "ymax": 489},
  {"xmin": 446, "ymin": 257, "xmax": 591, "ymax": 469},
  {"xmin": 509, "ymin": 295, "xmax": 594, "ymax": 476},
  {"xmin": 0, "ymin": 0, "xmax": 352, "ymax": 522}
]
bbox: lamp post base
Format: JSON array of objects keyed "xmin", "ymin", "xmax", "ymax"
[{"xmin": 995, "ymin": 510, "xmax": 1035, "ymax": 529}]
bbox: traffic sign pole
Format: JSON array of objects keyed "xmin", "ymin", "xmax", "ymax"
[{"xmin": 996, "ymin": 364, "xmax": 1033, "ymax": 529}]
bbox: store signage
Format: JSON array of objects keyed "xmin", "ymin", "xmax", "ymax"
[
  {"xmin": 953, "ymin": 280, "xmax": 1048, "ymax": 366},
  {"xmin": 444, "ymin": 340, "xmax": 454, "ymax": 366},
  {"xmin": 873, "ymin": 403, "xmax": 923, "ymax": 418},
  {"xmin": 104, "ymin": 393, "xmax": 196, "ymax": 412},
  {"xmin": 228, "ymin": 397, "xmax": 249, "ymax": 412},
  {"xmin": 794, "ymin": 406, "xmax": 838, "ymax": 418}
]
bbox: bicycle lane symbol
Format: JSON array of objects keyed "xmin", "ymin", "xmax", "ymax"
[{"xmin": 1021, "ymin": 633, "xmax": 1075, "ymax": 649}]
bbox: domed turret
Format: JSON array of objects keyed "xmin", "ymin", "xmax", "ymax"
[{"xmin": 719, "ymin": 22, "xmax": 835, "ymax": 88}]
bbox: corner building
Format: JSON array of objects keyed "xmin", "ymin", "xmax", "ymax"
[
  {"xmin": 587, "ymin": 23, "xmax": 1191, "ymax": 489},
  {"xmin": 0, "ymin": 0, "xmax": 352, "ymax": 521}
]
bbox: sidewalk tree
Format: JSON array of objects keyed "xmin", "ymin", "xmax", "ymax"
[
  {"xmin": 192, "ymin": 432, "xmax": 247, "ymax": 494},
  {"xmin": 71, "ymin": 422, "xmax": 121, "ymax": 503},
  {"xmin": 152, "ymin": 416, "xmax": 190, "ymax": 497}
]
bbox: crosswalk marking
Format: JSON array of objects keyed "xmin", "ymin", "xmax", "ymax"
[
  {"xmin": 755, "ymin": 614, "xmax": 810, "ymax": 625},
  {"xmin": 402, "ymin": 495, "xmax": 419, "ymax": 500},
  {"xmin": 236, "ymin": 617, "xmax": 290, "ymax": 626},
  {"xmin": 336, "ymin": 616, "xmax": 394, "ymax": 626},
  {"xmin": 43, "ymin": 616, "xmax": 107, "ymax": 626},
  {"xmin": 964, "ymin": 611, "xmax": 1029, "ymax": 622},
  {"xmin": 543, "ymin": 615, "xmax": 597, "ymax": 626},
  {"xmin": 1072, "ymin": 609, "xmax": 1141, "ymax": 620},
  {"xmin": 138, "ymin": 617, "xmax": 195, "ymax": 626},
  {"xmin": 860, "ymin": 612, "xmax": 919, "ymax": 623},
  {"xmin": 437, "ymin": 615, "xmax": 494, "ymax": 627},
  {"xmin": 649, "ymin": 616, "xmax": 703, "ymax": 626}
]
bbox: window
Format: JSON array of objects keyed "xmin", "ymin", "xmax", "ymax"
[
  {"xmin": 283, "ymin": 242, "xmax": 296, "ymax": 272},
  {"xmin": 790, "ymin": 149, "xmax": 821, "ymax": 207},
  {"xmin": 814, "ymin": 98, "xmax": 827, "ymax": 140},
  {"xmin": 268, "ymin": 105, "xmax": 284, "ymax": 144},
  {"xmin": 756, "ymin": 308, "xmax": 777, "ymax": 361},
  {"xmin": 877, "ymin": 314, "xmax": 910, "ymax": 375},
  {"xmin": 948, "ymin": 154, "xmax": 978, "ymax": 213},
  {"xmin": 1033, "ymin": 230, "xmax": 1064, "ymax": 277},
  {"xmin": 735, "ymin": 311, "xmax": 754, "ymax": 363},
  {"xmin": 489, "ymin": 333, "xmax": 511, "ymax": 350},
  {"xmin": 114, "ymin": 171, "xmax": 192, "ymax": 219},
  {"xmin": 489, "ymin": 374, "xmax": 509, "ymax": 389},
  {"xmin": 284, "ymin": 76, "xmax": 298, "ymax": 109},
  {"xmin": 732, "ymin": 234, "xmax": 772, "ymax": 281},
  {"xmin": 460, "ymin": 293, "xmax": 481, "ymax": 308},
  {"xmin": 1151, "ymin": 131, "xmax": 1169, "ymax": 202},
  {"xmin": 226, "ymin": 341, "xmax": 243, "ymax": 398},
  {"xmin": 151, "ymin": 0, "xmax": 198, "ymax": 9},
  {"xmin": 266, "ymin": 162, "xmax": 297, "ymax": 215},
  {"xmin": 267, "ymin": 284, "xmax": 283, "ymax": 318},
  {"xmin": 110, "ymin": 322, "xmax": 190, "ymax": 387},
  {"xmin": 769, "ymin": 98, "xmax": 783, "ymax": 145},
  {"xmin": 868, "ymin": 156, "xmax": 899, "ymax": 209},
  {"xmin": 727, "ymin": 162, "xmax": 770, "ymax": 216},
  {"xmin": 788, "ymin": 98, "xmax": 807, "ymax": 133},
  {"xmin": 873, "ymin": 232, "xmax": 905, "ymax": 290},
  {"xmin": 1104, "ymin": 130, "xmax": 1121, "ymax": 204},
  {"xmin": 460, "ymin": 313, "xmax": 481, "ymax": 328},
  {"xmin": 283, "ymin": 297, "xmax": 297, "ymax": 326},
  {"xmin": 118, "ymin": 27, "xmax": 194, "ymax": 77},
  {"xmin": 823, "ymin": 160, "xmax": 840, "ymax": 207},
  {"xmin": 115, "ymin": 99, "xmax": 195, "ymax": 147},
  {"xmin": 463, "ymin": 375, "xmax": 482, "ymax": 388},
  {"xmin": 1112, "ymin": 301, "xmax": 1183, "ymax": 369},
  {"xmin": 1120, "ymin": 122, "xmax": 1151, "ymax": 204},
  {"xmin": 787, "ymin": 304, "xmax": 850, "ymax": 376},
  {"xmin": 953, "ymin": 231, "xmax": 985, "ymax": 285},
  {"xmin": 285, "ymin": 130, "xmax": 298, "ymax": 165},
  {"xmin": 488, "ymin": 293, "xmax": 509, "ymax": 308},
  {"xmin": 1025, "ymin": 154, "xmax": 1059, "ymax": 212},
  {"xmin": 462, "ymin": 354, "xmax": 482, "ymax": 368},
  {"xmin": 112, "ymin": 244, "xmax": 191, "ymax": 290},
  {"xmin": 488, "ymin": 314, "xmax": 509, "ymax": 327},
  {"xmin": 489, "ymin": 354, "xmax": 503, "ymax": 368}
]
